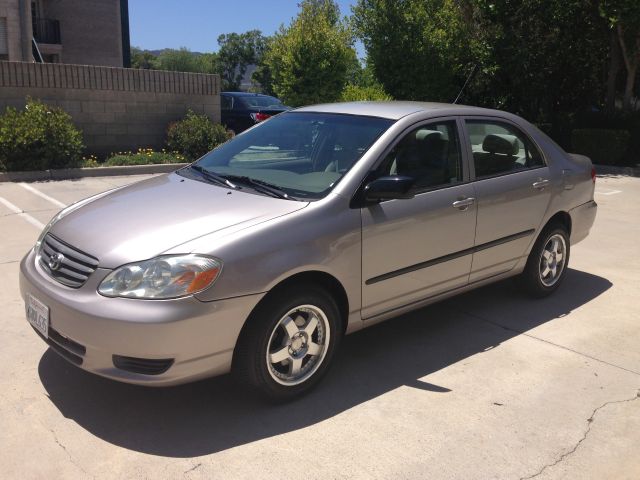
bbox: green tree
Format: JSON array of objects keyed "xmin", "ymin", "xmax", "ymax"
[
  {"xmin": 217, "ymin": 30, "xmax": 267, "ymax": 90},
  {"xmin": 600, "ymin": 0, "xmax": 640, "ymax": 111},
  {"xmin": 130, "ymin": 47, "xmax": 158, "ymax": 70},
  {"xmin": 262, "ymin": 0, "xmax": 357, "ymax": 106},
  {"xmin": 352, "ymin": 0, "xmax": 489, "ymax": 102},
  {"xmin": 475, "ymin": 0, "xmax": 608, "ymax": 126},
  {"xmin": 252, "ymin": 36, "xmax": 276, "ymax": 95},
  {"xmin": 156, "ymin": 48, "xmax": 202, "ymax": 73},
  {"xmin": 340, "ymin": 83, "xmax": 392, "ymax": 101},
  {"xmin": 196, "ymin": 52, "xmax": 219, "ymax": 75}
]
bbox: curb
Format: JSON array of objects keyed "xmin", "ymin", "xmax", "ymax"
[
  {"xmin": 594, "ymin": 164, "xmax": 640, "ymax": 177},
  {"xmin": 0, "ymin": 163, "xmax": 190, "ymax": 182}
]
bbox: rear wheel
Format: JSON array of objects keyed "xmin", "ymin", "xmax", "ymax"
[
  {"xmin": 520, "ymin": 224, "xmax": 570, "ymax": 297},
  {"xmin": 233, "ymin": 286, "xmax": 341, "ymax": 401}
]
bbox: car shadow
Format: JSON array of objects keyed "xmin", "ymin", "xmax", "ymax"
[{"xmin": 38, "ymin": 268, "xmax": 611, "ymax": 457}]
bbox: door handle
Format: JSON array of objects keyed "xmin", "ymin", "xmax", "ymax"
[
  {"xmin": 452, "ymin": 197, "xmax": 475, "ymax": 210},
  {"xmin": 532, "ymin": 179, "xmax": 550, "ymax": 190}
]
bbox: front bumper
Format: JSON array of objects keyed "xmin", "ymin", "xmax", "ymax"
[{"xmin": 19, "ymin": 248, "xmax": 264, "ymax": 386}]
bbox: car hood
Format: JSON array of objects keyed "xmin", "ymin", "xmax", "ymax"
[{"xmin": 49, "ymin": 173, "xmax": 308, "ymax": 268}]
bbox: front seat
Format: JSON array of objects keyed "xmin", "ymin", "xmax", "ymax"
[{"xmin": 395, "ymin": 129, "xmax": 449, "ymax": 187}]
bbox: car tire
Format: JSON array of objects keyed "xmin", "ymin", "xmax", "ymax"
[
  {"xmin": 519, "ymin": 223, "xmax": 570, "ymax": 298},
  {"xmin": 232, "ymin": 285, "xmax": 342, "ymax": 402}
]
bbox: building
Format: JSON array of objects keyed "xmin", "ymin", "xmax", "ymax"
[{"xmin": 0, "ymin": 0, "xmax": 130, "ymax": 67}]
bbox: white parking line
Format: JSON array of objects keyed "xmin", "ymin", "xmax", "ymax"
[
  {"xmin": 595, "ymin": 189, "xmax": 622, "ymax": 196},
  {"xmin": 18, "ymin": 183, "xmax": 67, "ymax": 208},
  {"xmin": 0, "ymin": 197, "xmax": 45, "ymax": 229}
]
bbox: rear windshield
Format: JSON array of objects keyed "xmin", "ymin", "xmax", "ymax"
[
  {"xmin": 190, "ymin": 112, "xmax": 394, "ymax": 199},
  {"xmin": 239, "ymin": 96, "xmax": 284, "ymax": 109}
]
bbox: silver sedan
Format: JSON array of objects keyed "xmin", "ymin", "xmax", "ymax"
[{"xmin": 19, "ymin": 102, "xmax": 597, "ymax": 401}]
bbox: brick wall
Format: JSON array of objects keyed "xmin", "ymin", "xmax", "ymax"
[{"xmin": 0, "ymin": 61, "xmax": 221, "ymax": 156}]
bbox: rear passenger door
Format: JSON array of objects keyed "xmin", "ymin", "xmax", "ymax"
[{"xmin": 462, "ymin": 118, "xmax": 552, "ymax": 282}]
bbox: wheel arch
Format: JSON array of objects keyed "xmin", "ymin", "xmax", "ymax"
[
  {"xmin": 544, "ymin": 211, "xmax": 572, "ymax": 235},
  {"xmin": 233, "ymin": 270, "xmax": 350, "ymax": 356}
]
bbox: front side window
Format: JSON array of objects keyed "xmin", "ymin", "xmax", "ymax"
[
  {"xmin": 376, "ymin": 120, "xmax": 463, "ymax": 190},
  {"xmin": 187, "ymin": 112, "xmax": 393, "ymax": 199},
  {"xmin": 465, "ymin": 120, "xmax": 544, "ymax": 178}
]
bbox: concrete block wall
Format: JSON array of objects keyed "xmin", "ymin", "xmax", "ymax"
[{"xmin": 0, "ymin": 61, "xmax": 221, "ymax": 157}]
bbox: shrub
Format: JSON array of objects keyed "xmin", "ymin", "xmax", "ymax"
[
  {"xmin": 166, "ymin": 111, "xmax": 230, "ymax": 161},
  {"xmin": 0, "ymin": 98, "xmax": 84, "ymax": 171},
  {"xmin": 340, "ymin": 83, "xmax": 392, "ymax": 102},
  {"xmin": 104, "ymin": 148, "xmax": 186, "ymax": 166},
  {"xmin": 571, "ymin": 129, "xmax": 630, "ymax": 166}
]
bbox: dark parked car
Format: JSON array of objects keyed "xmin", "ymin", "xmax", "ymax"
[{"xmin": 221, "ymin": 92, "xmax": 290, "ymax": 134}]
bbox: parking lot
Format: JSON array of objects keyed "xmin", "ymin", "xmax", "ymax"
[{"xmin": 1, "ymin": 173, "xmax": 639, "ymax": 480}]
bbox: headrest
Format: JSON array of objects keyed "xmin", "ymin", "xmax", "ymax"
[
  {"xmin": 482, "ymin": 134, "xmax": 519, "ymax": 155},
  {"xmin": 415, "ymin": 129, "xmax": 445, "ymax": 143}
]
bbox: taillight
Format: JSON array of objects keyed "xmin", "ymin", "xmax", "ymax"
[
  {"xmin": 250, "ymin": 112, "xmax": 271, "ymax": 123},
  {"xmin": 591, "ymin": 166, "xmax": 596, "ymax": 183}
]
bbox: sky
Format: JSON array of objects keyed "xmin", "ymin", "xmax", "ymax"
[{"xmin": 129, "ymin": 0, "xmax": 361, "ymax": 55}]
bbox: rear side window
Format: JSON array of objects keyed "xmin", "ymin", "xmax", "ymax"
[
  {"xmin": 465, "ymin": 120, "xmax": 544, "ymax": 178},
  {"xmin": 221, "ymin": 95, "xmax": 232, "ymax": 110},
  {"xmin": 376, "ymin": 120, "xmax": 463, "ymax": 190}
]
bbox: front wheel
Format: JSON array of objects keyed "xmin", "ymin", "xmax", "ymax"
[
  {"xmin": 232, "ymin": 286, "xmax": 341, "ymax": 401},
  {"xmin": 519, "ymin": 224, "xmax": 570, "ymax": 297}
]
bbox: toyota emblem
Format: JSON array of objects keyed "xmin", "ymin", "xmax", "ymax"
[{"xmin": 48, "ymin": 252, "xmax": 65, "ymax": 271}]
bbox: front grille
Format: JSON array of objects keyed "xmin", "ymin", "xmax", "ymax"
[
  {"xmin": 39, "ymin": 234, "xmax": 99, "ymax": 288},
  {"xmin": 112, "ymin": 355, "xmax": 174, "ymax": 375},
  {"xmin": 33, "ymin": 326, "xmax": 86, "ymax": 366}
]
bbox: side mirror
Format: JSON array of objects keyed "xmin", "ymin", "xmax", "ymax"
[{"xmin": 363, "ymin": 176, "xmax": 415, "ymax": 202}]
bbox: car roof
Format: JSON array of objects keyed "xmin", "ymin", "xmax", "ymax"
[
  {"xmin": 221, "ymin": 91, "xmax": 276, "ymax": 98},
  {"xmin": 294, "ymin": 101, "xmax": 505, "ymax": 120}
]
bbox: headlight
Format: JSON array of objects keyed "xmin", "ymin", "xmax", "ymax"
[{"xmin": 98, "ymin": 255, "xmax": 222, "ymax": 299}]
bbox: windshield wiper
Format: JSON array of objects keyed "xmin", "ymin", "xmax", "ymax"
[
  {"xmin": 190, "ymin": 165, "xmax": 237, "ymax": 189},
  {"xmin": 219, "ymin": 175, "xmax": 292, "ymax": 200}
]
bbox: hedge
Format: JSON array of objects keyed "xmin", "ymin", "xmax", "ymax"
[
  {"xmin": 0, "ymin": 98, "xmax": 84, "ymax": 171},
  {"xmin": 571, "ymin": 129, "xmax": 630, "ymax": 166},
  {"xmin": 166, "ymin": 110, "xmax": 230, "ymax": 161}
]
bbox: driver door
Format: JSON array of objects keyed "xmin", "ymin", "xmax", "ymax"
[{"xmin": 361, "ymin": 118, "xmax": 477, "ymax": 319}]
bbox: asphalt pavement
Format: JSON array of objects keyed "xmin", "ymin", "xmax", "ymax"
[{"xmin": 0, "ymin": 173, "xmax": 638, "ymax": 480}]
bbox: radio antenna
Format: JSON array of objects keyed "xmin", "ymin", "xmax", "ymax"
[{"xmin": 453, "ymin": 64, "xmax": 479, "ymax": 104}]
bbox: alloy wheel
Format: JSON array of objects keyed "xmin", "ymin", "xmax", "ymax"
[
  {"xmin": 265, "ymin": 304, "xmax": 330, "ymax": 386},
  {"xmin": 539, "ymin": 233, "xmax": 567, "ymax": 287}
]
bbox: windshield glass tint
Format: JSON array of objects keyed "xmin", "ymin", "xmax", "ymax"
[
  {"xmin": 241, "ymin": 96, "xmax": 284, "ymax": 108},
  {"xmin": 193, "ymin": 112, "xmax": 393, "ymax": 199}
]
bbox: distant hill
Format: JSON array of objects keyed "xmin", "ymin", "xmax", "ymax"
[{"xmin": 145, "ymin": 49, "xmax": 208, "ymax": 57}]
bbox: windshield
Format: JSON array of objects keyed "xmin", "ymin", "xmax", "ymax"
[
  {"xmin": 187, "ymin": 112, "xmax": 393, "ymax": 199},
  {"xmin": 241, "ymin": 96, "xmax": 285, "ymax": 109}
]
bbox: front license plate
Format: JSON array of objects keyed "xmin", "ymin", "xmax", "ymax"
[{"xmin": 26, "ymin": 294, "xmax": 49, "ymax": 339}]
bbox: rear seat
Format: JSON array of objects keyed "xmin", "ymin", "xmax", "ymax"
[{"xmin": 473, "ymin": 133, "xmax": 521, "ymax": 177}]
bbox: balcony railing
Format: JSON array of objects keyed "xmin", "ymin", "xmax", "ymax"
[{"xmin": 33, "ymin": 18, "xmax": 61, "ymax": 45}]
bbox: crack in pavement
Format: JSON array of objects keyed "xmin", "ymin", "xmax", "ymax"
[
  {"xmin": 184, "ymin": 463, "xmax": 202, "ymax": 474},
  {"xmin": 47, "ymin": 427, "xmax": 95, "ymax": 479},
  {"xmin": 0, "ymin": 208, "xmax": 57, "ymax": 219},
  {"xmin": 518, "ymin": 390, "xmax": 640, "ymax": 480},
  {"xmin": 454, "ymin": 308, "xmax": 640, "ymax": 377}
]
